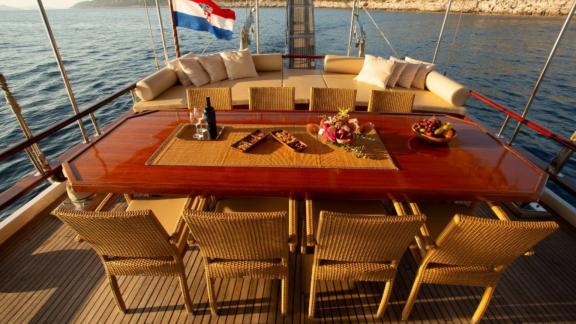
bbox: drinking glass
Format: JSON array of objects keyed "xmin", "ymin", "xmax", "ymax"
[{"xmin": 192, "ymin": 108, "xmax": 205, "ymax": 140}]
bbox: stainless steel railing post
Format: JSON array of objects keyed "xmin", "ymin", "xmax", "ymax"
[
  {"xmin": 255, "ymin": 0, "xmax": 260, "ymax": 53},
  {"xmin": 548, "ymin": 131, "xmax": 576, "ymax": 174},
  {"xmin": 506, "ymin": 0, "xmax": 576, "ymax": 144},
  {"xmin": 432, "ymin": 0, "xmax": 453, "ymax": 64},
  {"xmin": 346, "ymin": 0, "xmax": 357, "ymax": 56},
  {"xmin": 37, "ymin": 0, "xmax": 100, "ymax": 143}
]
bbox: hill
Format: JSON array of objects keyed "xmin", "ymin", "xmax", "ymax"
[{"xmin": 0, "ymin": 5, "xmax": 20, "ymax": 10}]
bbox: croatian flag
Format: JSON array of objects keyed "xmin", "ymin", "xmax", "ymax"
[{"xmin": 173, "ymin": 0, "xmax": 236, "ymax": 40}]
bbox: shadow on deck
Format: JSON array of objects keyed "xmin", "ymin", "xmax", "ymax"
[{"xmin": 1, "ymin": 209, "xmax": 576, "ymax": 323}]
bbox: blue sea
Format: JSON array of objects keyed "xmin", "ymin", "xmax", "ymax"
[{"xmin": 0, "ymin": 8, "xmax": 575, "ymax": 220}]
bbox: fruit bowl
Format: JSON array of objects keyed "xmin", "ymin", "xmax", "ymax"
[{"xmin": 412, "ymin": 117, "xmax": 456, "ymax": 144}]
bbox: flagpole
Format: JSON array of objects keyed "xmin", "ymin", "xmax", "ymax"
[
  {"xmin": 168, "ymin": 0, "xmax": 181, "ymax": 57},
  {"xmin": 155, "ymin": 0, "xmax": 170, "ymax": 64}
]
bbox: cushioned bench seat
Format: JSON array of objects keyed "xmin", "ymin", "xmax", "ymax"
[
  {"xmin": 219, "ymin": 71, "xmax": 283, "ymax": 105},
  {"xmin": 283, "ymin": 69, "xmax": 327, "ymax": 104},
  {"xmin": 132, "ymin": 53, "xmax": 469, "ymax": 116}
]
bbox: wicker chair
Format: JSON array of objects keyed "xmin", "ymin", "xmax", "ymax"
[
  {"xmin": 401, "ymin": 202, "xmax": 559, "ymax": 324},
  {"xmin": 309, "ymin": 87, "xmax": 357, "ymax": 112},
  {"xmin": 54, "ymin": 206, "xmax": 195, "ymax": 313},
  {"xmin": 249, "ymin": 87, "xmax": 295, "ymax": 111},
  {"xmin": 367, "ymin": 90, "xmax": 415, "ymax": 113},
  {"xmin": 187, "ymin": 87, "xmax": 232, "ymax": 110},
  {"xmin": 182, "ymin": 210, "xmax": 290, "ymax": 316},
  {"xmin": 213, "ymin": 197, "xmax": 298, "ymax": 253},
  {"xmin": 308, "ymin": 211, "xmax": 425, "ymax": 318},
  {"xmin": 302, "ymin": 199, "xmax": 392, "ymax": 254}
]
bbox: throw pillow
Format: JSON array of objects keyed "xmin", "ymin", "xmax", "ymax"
[
  {"xmin": 395, "ymin": 58, "xmax": 420, "ymax": 89},
  {"xmin": 220, "ymin": 50, "xmax": 259, "ymax": 80},
  {"xmin": 167, "ymin": 60, "xmax": 192, "ymax": 87},
  {"xmin": 179, "ymin": 57, "xmax": 210, "ymax": 87},
  {"xmin": 388, "ymin": 57, "xmax": 407, "ymax": 87},
  {"xmin": 197, "ymin": 54, "xmax": 228, "ymax": 83},
  {"xmin": 354, "ymin": 54, "xmax": 395, "ymax": 89},
  {"xmin": 405, "ymin": 56, "xmax": 435, "ymax": 89}
]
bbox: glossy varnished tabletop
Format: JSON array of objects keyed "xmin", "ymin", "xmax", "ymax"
[{"xmin": 63, "ymin": 111, "xmax": 547, "ymax": 201}]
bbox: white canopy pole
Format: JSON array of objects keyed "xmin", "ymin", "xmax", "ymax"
[
  {"xmin": 347, "ymin": 0, "xmax": 357, "ymax": 56},
  {"xmin": 36, "ymin": 0, "xmax": 96, "ymax": 142},
  {"xmin": 506, "ymin": 0, "xmax": 576, "ymax": 144},
  {"xmin": 155, "ymin": 0, "xmax": 170, "ymax": 64},
  {"xmin": 432, "ymin": 0, "xmax": 453, "ymax": 64},
  {"xmin": 144, "ymin": 0, "xmax": 161, "ymax": 70},
  {"xmin": 255, "ymin": 0, "xmax": 260, "ymax": 53}
]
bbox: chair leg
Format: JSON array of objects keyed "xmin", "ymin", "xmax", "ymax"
[
  {"xmin": 281, "ymin": 277, "xmax": 289, "ymax": 315},
  {"xmin": 402, "ymin": 271, "xmax": 424, "ymax": 320},
  {"xmin": 471, "ymin": 286, "xmax": 495, "ymax": 324},
  {"xmin": 376, "ymin": 280, "xmax": 394, "ymax": 318},
  {"xmin": 178, "ymin": 271, "xmax": 194, "ymax": 314},
  {"xmin": 205, "ymin": 274, "xmax": 218, "ymax": 316},
  {"xmin": 308, "ymin": 278, "xmax": 317, "ymax": 318},
  {"xmin": 107, "ymin": 274, "xmax": 126, "ymax": 313}
]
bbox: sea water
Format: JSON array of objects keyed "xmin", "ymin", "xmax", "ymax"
[{"xmin": 0, "ymin": 8, "xmax": 575, "ymax": 220}]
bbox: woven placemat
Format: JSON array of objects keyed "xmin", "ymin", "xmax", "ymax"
[{"xmin": 147, "ymin": 124, "xmax": 398, "ymax": 170}]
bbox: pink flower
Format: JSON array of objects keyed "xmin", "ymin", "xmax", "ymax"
[{"xmin": 324, "ymin": 126, "xmax": 337, "ymax": 142}]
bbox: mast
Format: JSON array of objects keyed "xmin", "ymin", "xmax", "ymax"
[{"xmin": 168, "ymin": 0, "xmax": 182, "ymax": 57}]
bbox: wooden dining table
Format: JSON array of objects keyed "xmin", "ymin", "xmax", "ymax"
[{"xmin": 63, "ymin": 110, "xmax": 547, "ymax": 202}]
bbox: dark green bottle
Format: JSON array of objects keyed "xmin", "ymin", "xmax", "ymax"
[{"xmin": 204, "ymin": 97, "xmax": 218, "ymax": 140}]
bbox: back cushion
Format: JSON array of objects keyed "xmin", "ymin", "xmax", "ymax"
[
  {"xmin": 323, "ymin": 55, "xmax": 365, "ymax": 74},
  {"xmin": 134, "ymin": 68, "xmax": 178, "ymax": 101},
  {"xmin": 252, "ymin": 53, "xmax": 283, "ymax": 72}
]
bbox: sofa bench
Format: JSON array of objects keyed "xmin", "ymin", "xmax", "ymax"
[{"xmin": 132, "ymin": 54, "xmax": 469, "ymax": 116}]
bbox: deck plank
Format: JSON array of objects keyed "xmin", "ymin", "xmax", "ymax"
[{"xmin": 1, "ymin": 208, "xmax": 576, "ymax": 323}]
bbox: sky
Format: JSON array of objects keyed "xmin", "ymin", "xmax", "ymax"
[{"xmin": 0, "ymin": 0, "xmax": 81, "ymax": 9}]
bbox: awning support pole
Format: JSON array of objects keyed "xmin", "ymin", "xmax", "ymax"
[
  {"xmin": 347, "ymin": 0, "xmax": 357, "ymax": 56},
  {"xmin": 432, "ymin": 0, "xmax": 452, "ymax": 64},
  {"xmin": 144, "ymin": 0, "xmax": 161, "ymax": 69},
  {"xmin": 156, "ymin": 0, "xmax": 170, "ymax": 64},
  {"xmin": 168, "ymin": 0, "xmax": 181, "ymax": 57},
  {"xmin": 255, "ymin": 0, "xmax": 260, "ymax": 53},
  {"xmin": 36, "ymin": 0, "xmax": 97, "ymax": 143},
  {"xmin": 505, "ymin": 0, "xmax": 576, "ymax": 144}
]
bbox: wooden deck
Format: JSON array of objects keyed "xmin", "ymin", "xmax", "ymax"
[{"xmin": 1, "ymin": 205, "xmax": 576, "ymax": 323}]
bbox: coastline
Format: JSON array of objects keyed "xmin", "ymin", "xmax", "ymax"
[{"xmin": 70, "ymin": 0, "xmax": 573, "ymax": 16}]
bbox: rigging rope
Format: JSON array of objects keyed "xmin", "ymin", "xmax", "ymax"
[
  {"xmin": 362, "ymin": 6, "xmax": 399, "ymax": 57},
  {"xmin": 445, "ymin": 0, "xmax": 464, "ymax": 75},
  {"xmin": 143, "ymin": 0, "xmax": 161, "ymax": 70}
]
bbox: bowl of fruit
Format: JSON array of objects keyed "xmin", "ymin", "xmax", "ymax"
[{"xmin": 412, "ymin": 117, "xmax": 456, "ymax": 143}]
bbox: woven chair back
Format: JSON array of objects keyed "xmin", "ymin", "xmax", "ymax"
[
  {"xmin": 368, "ymin": 90, "xmax": 415, "ymax": 113},
  {"xmin": 187, "ymin": 87, "xmax": 232, "ymax": 110},
  {"xmin": 315, "ymin": 211, "xmax": 424, "ymax": 262},
  {"xmin": 431, "ymin": 215, "xmax": 558, "ymax": 267},
  {"xmin": 55, "ymin": 209, "xmax": 176, "ymax": 258},
  {"xmin": 249, "ymin": 87, "xmax": 295, "ymax": 111},
  {"xmin": 184, "ymin": 211, "xmax": 288, "ymax": 260},
  {"xmin": 309, "ymin": 88, "xmax": 357, "ymax": 112}
]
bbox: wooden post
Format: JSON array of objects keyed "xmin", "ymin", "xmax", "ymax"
[{"xmin": 168, "ymin": 0, "xmax": 181, "ymax": 57}]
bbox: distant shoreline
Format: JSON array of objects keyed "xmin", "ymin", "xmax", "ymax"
[{"xmin": 70, "ymin": 0, "xmax": 572, "ymax": 16}]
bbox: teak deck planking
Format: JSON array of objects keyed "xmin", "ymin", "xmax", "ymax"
[
  {"xmin": 64, "ymin": 111, "xmax": 546, "ymax": 202},
  {"xmin": 1, "ymin": 204, "xmax": 576, "ymax": 323}
]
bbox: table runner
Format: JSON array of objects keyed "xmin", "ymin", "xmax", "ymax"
[{"xmin": 147, "ymin": 124, "xmax": 398, "ymax": 170}]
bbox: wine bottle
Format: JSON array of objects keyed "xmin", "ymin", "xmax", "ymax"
[{"xmin": 204, "ymin": 97, "xmax": 218, "ymax": 140}]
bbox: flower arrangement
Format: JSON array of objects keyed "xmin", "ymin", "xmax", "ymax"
[
  {"xmin": 309, "ymin": 108, "xmax": 375, "ymax": 159},
  {"xmin": 318, "ymin": 108, "xmax": 360, "ymax": 145}
]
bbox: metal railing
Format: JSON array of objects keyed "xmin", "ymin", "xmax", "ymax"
[{"xmin": 0, "ymin": 82, "xmax": 137, "ymax": 212}]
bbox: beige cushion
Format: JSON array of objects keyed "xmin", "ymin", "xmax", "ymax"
[
  {"xmin": 126, "ymin": 197, "xmax": 190, "ymax": 235},
  {"xmin": 252, "ymin": 53, "xmax": 283, "ymax": 72},
  {"xmin": 388, "ymin": 57, "xmax": 407, "ymax": 87},
  {"xmin": 197, "ymin": 54, "xmax": 228, "ymax": 83},
  {"xmin": 323, "ymin": 55, "xmax": 365, "ymax": 74},
  {"xmin": 132, "ymin": 82, "xmax": 220, "ymax": 112},
  {"xmin": 219, "ymin": 71, "xmax": 283, "ymax": 105},
  {"xmin": 354, "ymin": 55, "xmax": 395, "ymax": 89},
  {"xmin": 405, "ymin": 56, "xmax": 435, "ymax": 90},
  {"xmin": 283, "ymin": 69, "xmax": 327, "ymax": 104},
  {"xmin": 425, "ymin": 71, "xmax": 470, "ymax": 107},
  {"xmin": 134, "ymin": 67, "xmax": 178, "ymax": 101},
  {"xmin": 394, "ymin": 57, "xmax": 420, "ymax": 89},
  {"xmin": 220, "ymin": 50, "xmax": 259, "ymax": 80},
  {"xmin": 322, "ymin": 73, "xmax": 379, "ymax": 105},
  {"xmin": 179, "ymin": 57, "xmax": 210, "ymax": 87},
  {"xmin": 167, "ymin": 60, "xmax": 192, "ymax": 87}
]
